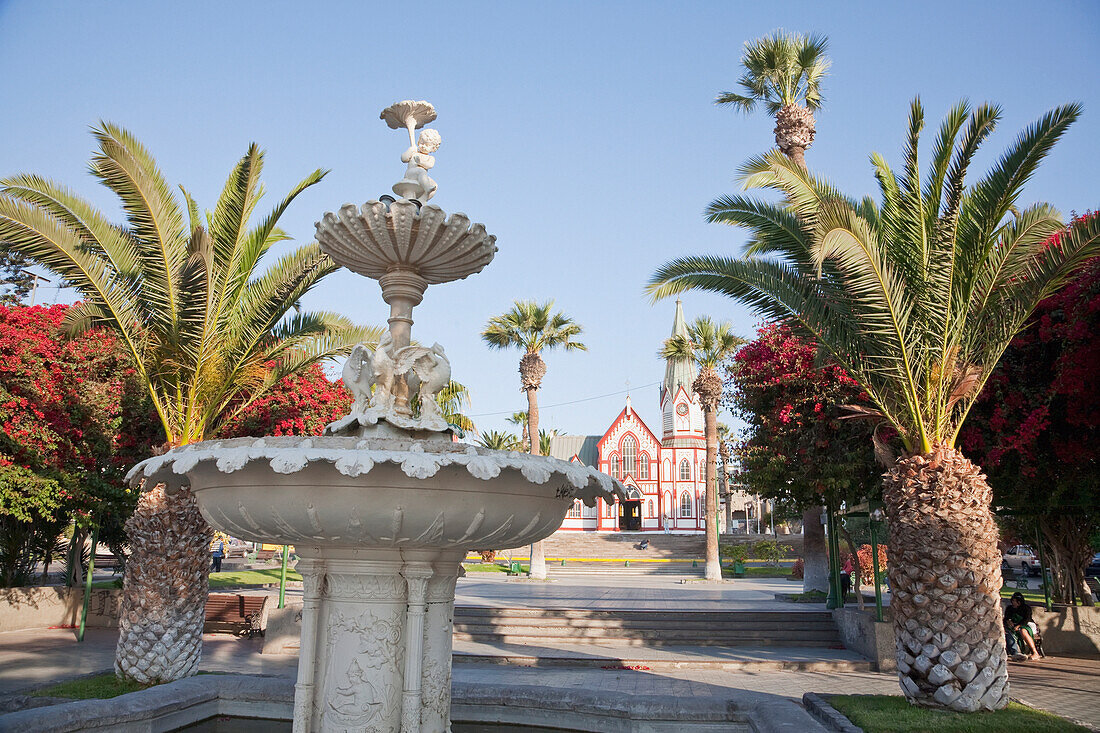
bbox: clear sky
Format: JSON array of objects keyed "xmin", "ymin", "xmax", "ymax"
[{"xmin": 1, "ymin": 1, "xmax": 1097, "ymax": 439}]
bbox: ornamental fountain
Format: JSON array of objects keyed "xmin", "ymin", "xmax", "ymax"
[{"xmin": 126, "ymin": 100, "xmax": 622, "ymax": 733}]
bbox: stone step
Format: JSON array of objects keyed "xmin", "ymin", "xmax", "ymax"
[
  {"xmin": 454, "ymin": 649, "xmax": 872, "ymax": 672},
  {"xmin": 455, "ymin": 608, "xmax": 834, "ymax": 622},
  {"xmin": 453, "ymin": 625, "xmax": 840, "ymax": 640},
  {"xmin": 452, "ymin": 633, "xmax": 843, "ymax": 648}
]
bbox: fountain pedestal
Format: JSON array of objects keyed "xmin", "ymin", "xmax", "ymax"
[{"xmin": 293, "ymin": 549, "xmax": 463, "ymax": 732}]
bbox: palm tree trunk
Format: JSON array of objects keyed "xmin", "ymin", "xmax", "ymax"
[
  {"xmin": 775, "ymin": 114, "xmax": 830, "ymax": 597},
  {"xmin": 703, "ymin": 404, "xmax": 721, "ymax": 581},
  {"xmin": 802, "ymin": 507, "xmax": 829, "ymax": 593},
  {"xmin": 525, "ymin": 386, "xmax": 548, "ymax": 580},
  {"xmin": 884, "ymin": 447, "xmax": 1008, "ymax": 712},
  {"xmin": 115, "ymin": 485, "xmax": 213, "ymax": 684}
]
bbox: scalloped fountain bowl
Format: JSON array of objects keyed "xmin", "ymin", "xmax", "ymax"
[{"xmin": 127, "ymin": 435, "xmax": 620, "ymax": 733}]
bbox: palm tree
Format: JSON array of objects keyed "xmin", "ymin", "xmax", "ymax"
[
  {"xmin": 720, "ymin": 29, "xmax": 833, "ymax": 595},
  {"xmin": 661, "ymin": 317, "xmax": 745, "ymax": 580},
  {"xmin": 506, "ymin": 411, "xmax": 530, "ymax": 451},
  {"xmin": 717, "ymin": 30, "xmax": 830, "ymax": 169},
  {"xmin": 649, "ymin": 100, "xmax": 1099, "ymax": 710},
  {"xmin": 478, "ymin": 430, "xmax": 521, "ymax": 451},
  {"xmin": 482, "ymin": 300, "xmax": 586, "ymax": 579},
  {"xmin": 0, "ymin": 124, "xmax": 376, "ymax": 684}
]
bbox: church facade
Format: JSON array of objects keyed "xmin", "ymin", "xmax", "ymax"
[{"xmin": 549, "ymin": 301, "xmax": 715, "ymax": 533}]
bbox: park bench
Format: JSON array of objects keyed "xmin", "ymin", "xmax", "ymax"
[
  {"xmin": 244, "ymin": 548, "xmax": 279, "ymax": 563},
  {"xmin": 93, "ymin": 551, "xmax": 125, "ymax": 574},
  {"xmin": 204, "ymin": 593, "xmax": 268, "ymax": 638}
]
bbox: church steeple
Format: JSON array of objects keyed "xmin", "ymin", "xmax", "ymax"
[{"xmin": 661, "ymin": 299, "xmax": 696, "ymax": 403}]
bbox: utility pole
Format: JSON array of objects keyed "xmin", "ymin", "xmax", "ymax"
[{"xmin": 28, "ymin": 272, "xmax": 51, "ymax": 305}]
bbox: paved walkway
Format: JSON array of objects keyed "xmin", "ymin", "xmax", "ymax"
[{"xmin": 2, "ymin": 627, "xmax": 1096, "ymax": 730}]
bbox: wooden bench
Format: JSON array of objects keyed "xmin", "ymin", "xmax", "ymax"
[
  {"xmin": 204, "ymin": 594, "xmax": 268, "ymax": 638},
  {"xmin": 93, "ymin": 552, "xmax": 125, "ymax": 574}
]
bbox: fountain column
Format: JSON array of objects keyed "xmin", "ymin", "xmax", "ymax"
[
  {"xmin": 421, "ymin": 551, "xmax": 464, "ymax": 732},
  {"xmin": 293, "ymin": 558, "xmax": 326, "ymax": 733},
  {"xmin": 400, "ymin": 560, "xmax": 433, "ymax": 732}
]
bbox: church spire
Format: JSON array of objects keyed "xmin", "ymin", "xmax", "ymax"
[{"xmin": 661, "ymin": 299, "xmax": 696, "ymax": 403}]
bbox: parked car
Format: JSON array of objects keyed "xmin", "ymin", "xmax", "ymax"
[
  {"xmin": 1086, "ymin": 553, "xmax": 1100, "ymax": 578},
  {"xmin": 1002, "ymin": 545, "xmax": 1041, "ymax": 577}
]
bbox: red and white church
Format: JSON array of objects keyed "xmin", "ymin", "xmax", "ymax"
[{"xmin": 549, "ymin": 301, "xmax": 715, "ymax": 533}]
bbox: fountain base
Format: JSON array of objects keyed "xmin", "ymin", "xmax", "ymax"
[{"xmin": 292, "ymin": 549, "xmax": 464, "ymax": 733}]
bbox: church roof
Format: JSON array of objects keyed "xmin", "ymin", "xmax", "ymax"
[
  {"xmin": 548, "ymin": 434, "xmax": 600, "ymax": 467},
  {"xmin": 661, "ymin": 299, "xmax": 697, "ymax": 402}
]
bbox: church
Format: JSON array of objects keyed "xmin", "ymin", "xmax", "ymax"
[{"xmin": 549, "ymin": 301, "xmax": 737, "ymax": 533}]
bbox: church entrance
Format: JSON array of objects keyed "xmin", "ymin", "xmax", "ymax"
[{"xmin": 619, "ymin": 500, "xmax": 641, "ymax": 531}]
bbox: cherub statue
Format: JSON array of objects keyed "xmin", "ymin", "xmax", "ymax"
[
  {"xmin": 366, "ymin": 332, "xmax": 396, "ymax": 411},
  {"xmin": 392, "ymin": 128, "xmax": 441, "ymax": 202},
  {"xmin": 342, "ymin": 343, "xmax": 374, "ymax": 415},
  {"xmin": 410, "ymin": 343, "xmax": 451, "ymax": 424}
]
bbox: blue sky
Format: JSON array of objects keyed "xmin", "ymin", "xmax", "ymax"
[{"xmin": 1, "ymin": 1, "xmax": 1097, "ymax": 439}]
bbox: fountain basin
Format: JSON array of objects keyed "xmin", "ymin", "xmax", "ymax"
[
  {"xmin": 126, "ymin": 436, "xmax": 621, "ymax": 733},
  {"xmin": 126, "ymin": 436, "xmax": 613, "ymax": 551}
]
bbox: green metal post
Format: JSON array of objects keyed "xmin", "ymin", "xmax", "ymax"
[
  {"xmin": 278, "ymin": 544, "xmax": 290, "ymax": 609},
  {"xmin": 870, "ymin": 518, "xmax": 884, "ymax": 622},
  {"xmin": 78, "ymin": 527, "xmax": 99, "ymax": 642},
  {"xmin": 825, "ymin": 508, "xmax": 841, "ymax": 609},
  {"xmin": 1033, "ymin": 520, "xmax": 1052, "ymax": 611}
]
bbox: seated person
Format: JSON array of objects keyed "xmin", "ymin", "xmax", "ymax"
[{"xmin": 1004, "ymin": 591, "xmax": 1041, "ymax": 661}]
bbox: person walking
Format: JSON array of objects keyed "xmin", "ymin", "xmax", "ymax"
[
  {"xmin": 211, "ymin": 538, "xmax": 225, "ymax": 574},
  {"xmin": 662, "ymin": 513, "xmax": 671, "ymax": 535}
]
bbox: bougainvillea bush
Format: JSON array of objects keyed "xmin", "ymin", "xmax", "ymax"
[
  {"xmin": 0, "ymin": 305, "xmax": 161, "ymax": 585},
  {"xmin": 220, "ymin": 363, "xmax": 352, "ymax": 438},
  {"xmin": 725, "ymin": 324, "xmax": 882, "ymax": 513},
  {"xmin": 962, "ymin": 212, "xmax": 1099, "ymax": 604}
]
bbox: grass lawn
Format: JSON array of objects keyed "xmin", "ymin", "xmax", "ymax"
[
  {"xmin": 462, "ymin": 563, "xmax": 509, "ymax": 573},
  {"xmin": 827, "ymin": 695, "xmax": 1088, "ymax": 732},
  {"xmin": 722, "ymin": 566, "xmax": 793, "ymax": 578},
  {"xmin": 30, "ymin": 673, "xmax": 147, "ymax": 699},
  {"xmin": 461, "ymin": 562, "xmax": 529, "ymax": 574},
  {"xmin": 208, "ymin": 568, "xmax": 301, "ymax": 588}
]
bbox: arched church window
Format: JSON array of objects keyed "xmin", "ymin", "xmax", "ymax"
[
  {"xmin": 567, "ymin": 500, "xmax": 581, "ymax": 518},
  {"xmin": 679, "ymin": 459, "xmax": 691, "ymax": 481},
  {"xmin": 700, "ymin": 459, "xmax": 707, "ymax": 481},
  {"xmin": 647, "ymin": 500, "xmax": 654, "ymax": 517},
  {"xmin": 626, "ymin": 486, "xmax": 642, "ymax": 500},
  {"xmin": 609, "ymin": 454, "xmax": 620, "ymax": 479},
  {"xmin": 606, "ymin": 500, "xmax": 615, "ymax": 518},
  {"xmin": 621, "ymin": 436, "xmax": 637, "ymax": 476},
  {"xmin": 679, "ymin": 491, "xmax": 693, "ymax": 517},
  {"xmin": 639, "ymin": 453, "xmax": 649, "ymax": 479}
]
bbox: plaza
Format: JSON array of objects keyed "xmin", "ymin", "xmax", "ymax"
[{"xmin": 1, "ymin": 2, "xmax": 1098, "ymax": 732}]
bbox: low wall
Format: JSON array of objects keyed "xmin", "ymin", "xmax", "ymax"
[
  {"xmin": 834, "ymin": 603, "xmax": 1100, "ymax": 669},
  {"xmin": 261, "ymin": 602, "xmax": 302, "ymax": 655},
  {"xmin": 832, "ymin": 607, "xmax": 895, "ymax": 672},
  {"xmin": 1032, "ymin": 604, "xmax": 1100, "ymax": 655},
  {"xmin": 0, "ymin": 587, "xmax": 122, "ymax": 633}
]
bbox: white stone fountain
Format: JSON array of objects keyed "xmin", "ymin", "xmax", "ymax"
[{"xmin": 126, "ymin": 101, "xmax": 622, "ymax": 733}]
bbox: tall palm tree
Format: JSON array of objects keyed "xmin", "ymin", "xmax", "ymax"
[
  {"xmin": 720, "ymin": 29, "xmax": 833, "ymax": 594},
  {"xmin": 0, "ymin": 124, "xmax": 377, "ymax": 684},
  {"xmin": 661, "ymin": 317, "xmax": 745, "ymax": 580},
  {"xmin": 717, "ymin": 30, "xmax": 830, "ymax": 169},
  {"xmin": 482, "ymin": 300, "xmax": 586, "ymax": 579},
  {"xmin": 649, "ymin": 100, "xmax": 1099, "ymax": 710}
]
